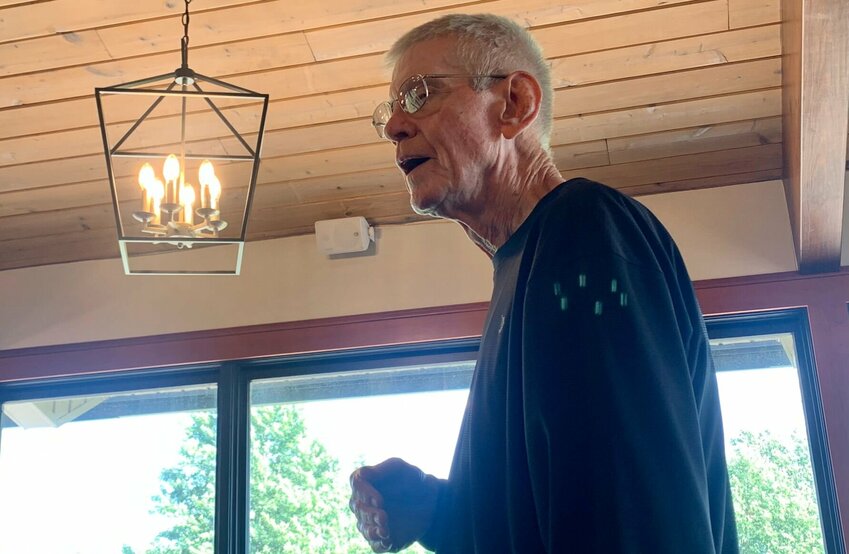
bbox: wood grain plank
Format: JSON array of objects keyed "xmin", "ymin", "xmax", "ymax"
[
  {"xmin": 0, "ymin": 203, "xmax": 116, "ymax": 240},
  {"xmin": 553, "ymin": 140, "xmax": 610, "ymax": 170},
  {"xmin": 249, "ymin": 118, "xmax": 379, "ymax": 159},
  {"xmin": 574, "ymin": 143, "xmax": 783, "ymax": 190},
  {"xmin": 781, "ymin": 0, "xmax": 849, "ymax": 273},
  {"xmin": 249, "ymin": 191, "xmax": 418, "ymax": 235},
  {"xmin": 0, "ymin": 155, "xmax": 109, "ymax": 194},
  {"xmin": 0, "ymin": 30, "xmax": 113, "ymax": 77},
  {"xmin": 287, "ymin": 168, "xmax": 404, "ymax": 204},
  {"xmin": 0, "ymin": 181, "xmax": 112, "ymax": 217},
  {"xmin": 0, "ymin": 98, "xmax": 102, "ymax": 140},
  {"xmin": 306, "ymin": 0, "xmax": 727, "ymax": 61},
  {"xmin": 623, "ymin": 167, "xmax": 783, "ymax": 195},
  {"xmin": 607, "ymin": 117, "xmax": 782, "ymax": 164},
  {"xmin": 552, "ymin": 89, "xmax": 781, "ymax": 145},
  {"xmin": 555, "ymin": 57, "xmax": 781, "ymax": 118},
  {"xmin": 259, "ymin": 143, "xmax": 395, "ymax": 183},
  {"xmin": 0, "ymin": 227, "xmax": 119, "ymax": 269},
  {"xmin": 551, "ymin": 24, "xmax": 780, "ymax": 88},
  {"xmin": 0, "ymin": 0, "xmax": 262, "ymax": 43},
  {"xmin": 1, "ymin": 25, "xmax": 314, "ymax": 79},
  {"xmin": 0, "ymin": 31, "xmax": 318, "ymax": 108},
  {"xmin": 0, "ymin": 136, "xmax": 235, "ymax": 194},
  {"xmin": 96, "ymin": 0, "xmax": 485, "ymax": 60},
  {"xmin": 729, "ymin": 0, "xmax": 780, "ymax": 29}
]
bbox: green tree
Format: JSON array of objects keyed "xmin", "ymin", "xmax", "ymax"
[
  {"xmin": 727, "ymin": 430, "xmax": 824, "ymax": 554},
  {"xmin": 247, "ymin": 405, "xmax": 369, "ymax": 554},
  {"xmin": 147, "ymin": 412, "xmax": 218, "ymax": 554},
  {"xmin": 149, "ymin": 406, "xmax": 377, "ymax": 553}
]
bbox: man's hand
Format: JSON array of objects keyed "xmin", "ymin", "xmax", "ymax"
[{"xmin": 349, "ymin": 458, "xmax": 440, "ymax": 553}]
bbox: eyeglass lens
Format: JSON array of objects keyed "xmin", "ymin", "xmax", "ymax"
[
  {"xmin": 372, "ymin": 75, "xmax": 429, "ymax": 140},
  {"xmin": 400, "ymin": 75, "xmax": 428, "ymax": 114},
  {"xmin": 372, "ymin": 102, "xmax": 393, "ymax": 139}
]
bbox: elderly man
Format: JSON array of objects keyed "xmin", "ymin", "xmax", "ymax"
[{"xmin": 349, "ymin": 13, "xmax": 738, "ymax": 554}]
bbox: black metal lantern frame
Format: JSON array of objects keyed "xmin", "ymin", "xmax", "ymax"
[{"xmin": 94, "ymin": 0, "xmax": 269, "ymax": 275}]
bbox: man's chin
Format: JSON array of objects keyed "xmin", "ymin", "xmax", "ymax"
[
  {"xmin": 407, "ymin": 184, "xmax": 445, "ymax": 218},
  {"xmin": 407, "ymin": 175, "xmax": 446, "ymax": 218},
  {"xmin": 410, "ymin": 200, "xmax": 442, "ymax": 218}
]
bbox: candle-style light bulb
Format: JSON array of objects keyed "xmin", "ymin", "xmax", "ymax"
[
  {"xmin": 198, "ymin": 160, "xmax": 215, "ymax": 186},
  {"xmin": 208, "ymin": 176, "xmax": 222, "ymax": 211},
  {"xmin": 163, "ymin": 155, "xmax": 180, "ymax": 182},
  {"xmin": 150, "ymin": 179, "xmax": 165, "ymax": 224},
  {"xmin": 139, "ymin": 163, "xmax": 155, "ymax": 187},
  {"xmin": 163, "ymin": 154, "xmax": 180, "ymax": 204},
  {"xmin": 180, "ymin": 183, "xmax": 196, "ymax": 225},
  {"xmin": 198, "ymin": 160, "xmax": 215, "ymax": 209},
  {"xmin": 138, "ymin": 163, "xmax": 156, "ymax": 213}
]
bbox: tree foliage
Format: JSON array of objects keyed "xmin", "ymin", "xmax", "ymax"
[
  {"xmin": 727, "ymin": 430, "xmax": 824, "ymax": 554},
  {"xmin": 247, "ymin": 405, "xmax": 369, "ymax": 554},
  {"xmin": 147, "ymin": 406, "xmax": 376, "ymax": 554},
  {"xmin": 146, "ymin": 412, "xmax": 218, "ymax": 554}
]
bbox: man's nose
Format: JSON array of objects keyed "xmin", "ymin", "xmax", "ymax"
[{"xmin": 384, "ymin": 105, "xmax": 414, "ymax": 143}]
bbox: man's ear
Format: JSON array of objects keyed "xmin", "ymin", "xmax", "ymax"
[{"xmin": 498, "ymin": 71, "xmax": 542, "ymax": 140}]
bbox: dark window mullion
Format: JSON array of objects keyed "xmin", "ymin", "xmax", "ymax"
[
  {"xmin": 215, "ymin": 363, "xmax": 250, "ymax": 554},
  {"xmin": 790, "ymin": 311, "xmax": 845, "ymax": 554}
]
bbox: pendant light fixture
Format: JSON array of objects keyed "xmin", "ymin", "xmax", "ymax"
[{"xmin": 95, "ymin": 0, "xmax": 269, "ymax": 275}]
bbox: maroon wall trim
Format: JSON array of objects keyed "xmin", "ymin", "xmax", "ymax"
[{"xmin": 0, "ymin": 303, "xmax": 489, "ymax": 382}]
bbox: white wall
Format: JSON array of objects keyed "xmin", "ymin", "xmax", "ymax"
[
  {"xmin": 0, "ymin": 180, "xmax": 799, "ymax": 350},
  {"xmin": 640, "ymin": 179, "xmax": 798, "ymax": 279}
]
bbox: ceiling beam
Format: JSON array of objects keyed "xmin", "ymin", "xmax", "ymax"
[{"xmin": 781, "ymin": 0, "xmax": 849, "ymax": 273}]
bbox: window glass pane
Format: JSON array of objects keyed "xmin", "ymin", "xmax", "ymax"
[
  {"xmin": 711, "ymin": 333, "xmax": 826, "ymax": 553},
  {"xmin": 249, "ymin": 361, "xmax": 473, "ymax": 553},
  {"xmin": 0, "ymin": 385, "xmax": 217, "ymax": 554}
]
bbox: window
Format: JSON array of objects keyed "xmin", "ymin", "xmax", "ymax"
[
  {"xmin": 247, "ymin": 361, "xmax": 472, "ymax": 553},
  {"xmin": 0, "ymin": 379, "xmax": 217, "ymax": 554},
  {"xmin": 707, "ymin": 309, "xmax": 844, "ymax": 554}
]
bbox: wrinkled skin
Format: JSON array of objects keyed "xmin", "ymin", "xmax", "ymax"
[{"xmin": 349, "ymin": 458, "xmax": 440, "ymax": 553}]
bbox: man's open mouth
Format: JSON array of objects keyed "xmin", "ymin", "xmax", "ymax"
[{"xmin": 398, "ymin": 157, "xmax": 430, "ymax": 175}]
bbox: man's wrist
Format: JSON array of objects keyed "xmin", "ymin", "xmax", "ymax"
[{"xmin": 417, "ymin": 475, "xmax": 447, "ymax": 552}]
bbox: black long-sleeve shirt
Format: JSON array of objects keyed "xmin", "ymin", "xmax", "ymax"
[{"xmin": 422, "ymin": 179, "xmax": 738, "ymax": 553}]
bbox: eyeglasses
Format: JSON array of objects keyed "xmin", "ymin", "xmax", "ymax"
[{"xmin": 372, "ymin": 73, "xmax": 507, "ymax": 140}]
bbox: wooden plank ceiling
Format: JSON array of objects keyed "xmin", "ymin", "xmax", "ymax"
[{"xmin": 0, "ymin": 0, "xmax": 818, "ymax": 271}]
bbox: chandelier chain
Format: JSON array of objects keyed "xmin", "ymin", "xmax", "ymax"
[{"xmin": 180, "ymin": 0, "xmax": 192, "ymax": 68}]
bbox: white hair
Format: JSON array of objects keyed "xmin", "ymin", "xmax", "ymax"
[{"xmin": 386, "ymin": 14, "xmax": 553, "ymax": 152}]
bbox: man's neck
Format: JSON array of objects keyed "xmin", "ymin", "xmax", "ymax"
[{"xmin": 456, "ymin": 153, "xmax": 564, "ymax": 256}]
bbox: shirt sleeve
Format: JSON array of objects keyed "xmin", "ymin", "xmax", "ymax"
[
  {"xmin": 418, "ymin": 477, "xmax": 449, "ymax": 552},
  {"xmin": 520, "ymin": 219, "xmax": 719, "ymax": 551}
]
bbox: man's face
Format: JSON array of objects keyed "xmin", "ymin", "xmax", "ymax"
[{"xmin": 386, "ymin": 37, "xmax": 501, "ymax": 220}]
